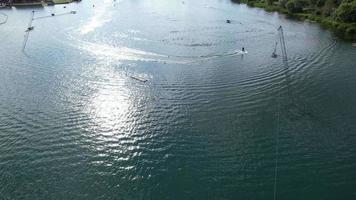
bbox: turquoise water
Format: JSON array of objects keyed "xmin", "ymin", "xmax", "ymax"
[{"xmin": 0, "ymin": 0, "xmax": 356, "ymax": 199}]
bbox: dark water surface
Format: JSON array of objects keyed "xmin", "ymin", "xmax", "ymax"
[{"xmin": 1, "ymin": 0, "xmax": 356, "ymax": 199}]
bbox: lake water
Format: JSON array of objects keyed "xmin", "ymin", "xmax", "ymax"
[{"xmin": 0, "ymin": 0, "xmax": 356, "ymax": 199}]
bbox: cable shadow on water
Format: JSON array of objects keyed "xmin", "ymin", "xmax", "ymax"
[
  {"xmin": 281, "ymin": 43, "xmax": 337, "ymax": 124},
  {"xmin": 273, "ymin": 30, "xmax": 342, "ymax": 200},
  {"xmin": 0, "ymin": 12, "xmax": 8, "ymax": 25}
]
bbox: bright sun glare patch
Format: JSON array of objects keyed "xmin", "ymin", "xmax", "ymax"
[
  {"xmin": 78, "ymin": 40, "xmax": 166, "ymax": 63},
  {"xmin": 88, "ymin": 80, "xmax": 131, "ymax": 130},
  {"xmin": 80, "ymin": 0, "xmax": 112, "ymax": 34}
]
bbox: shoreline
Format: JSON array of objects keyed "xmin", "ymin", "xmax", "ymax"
[
  {"xmin": 234, "ymin": 0, "xmax": 356, "ymax": 40},
  {"xmin": 0, "ymin": 0, "xmax": 80, "ymax": 7}
]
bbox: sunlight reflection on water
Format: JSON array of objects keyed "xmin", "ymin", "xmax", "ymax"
[{"xmin": 80, "ymin": 0, "xmax": 112, "ymax": 34}]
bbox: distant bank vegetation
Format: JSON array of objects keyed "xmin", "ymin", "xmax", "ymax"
[
  {"xmin": 232, "ymin": 0, "xmax": 356, "ymax": 39},
  {"xmin": 0, "ymin": 0, "xmax": 80, "ymax": 6}
]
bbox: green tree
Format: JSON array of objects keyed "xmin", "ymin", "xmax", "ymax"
[
  {"xmin": 279, "ymin": 0, "xmax": 289, "ymax": 7},
  {"xmin": 335, "ymin": 0, "xmax": 356, "ymax": 22},
  {"xmin": 286, "ymin": 0, "xmax": 307, "ymax": 12},
  {"xmin": 322, "ymin": 0, "xmax": 337, "ymax": 16},
  {"xmin": 309, "ymin": 0, "xmax": 318, "ymax": 6},
  {"xmin": 317, "ymin": 0, "xmax": 327, "ymax": 7}
]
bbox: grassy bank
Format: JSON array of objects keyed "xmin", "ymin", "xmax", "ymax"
[{"xmin": 233, "ymin": 0, "xmax": 356, "ymax": 40}]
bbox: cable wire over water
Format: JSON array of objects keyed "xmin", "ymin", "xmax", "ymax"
[
  {"xmin": 22, "ymin": 10, "xmax": 77, "ymax": 51},
  {"xmin": 274, "ymin": 87, "xmax": 281, "ymax": 200},
  {"xmin": 273, "ymin": 25, "xmax": 288, "ymax": 200}
]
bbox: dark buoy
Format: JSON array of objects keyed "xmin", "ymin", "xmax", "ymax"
[
  {"xmin": 51, "ymin": 13, "xmax": 55, "ymax": 16},
  {"xmin": 26, "ymin": 26, "xmax": 34, "ymax": 32},
  {"xmin": 226, "ymin": 19, "xmax": 231, "ymax": 24}
]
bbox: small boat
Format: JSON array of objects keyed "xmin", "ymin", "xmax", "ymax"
[
  {"xmin": 130, "ymin": 76, "xmax": 148, "ymax": 83},
  {"xmin": 353, "ymin": 43, "xmax": 356, "ymax": 47}
]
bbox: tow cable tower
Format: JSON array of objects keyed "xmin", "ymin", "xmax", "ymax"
[{"xmin": 277, "ymin": 26, "xmax": 287, "ymax": 62}]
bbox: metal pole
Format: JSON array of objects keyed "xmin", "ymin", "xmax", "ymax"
[{"xmin": 277, "ymin": 26, "xmax": 287, "ymax": 62}]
